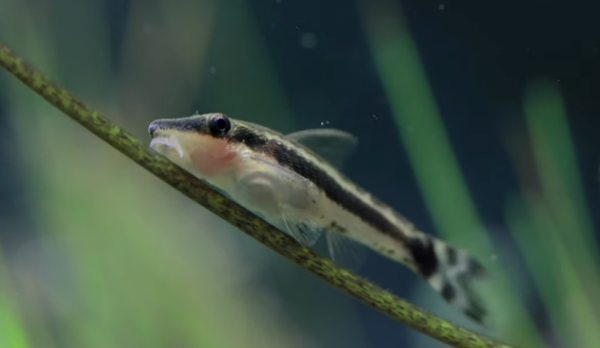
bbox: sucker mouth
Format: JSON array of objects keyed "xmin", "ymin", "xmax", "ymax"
[{"xmin": 149, "ymin": 136, "xmax": 184, "ymax": 158}]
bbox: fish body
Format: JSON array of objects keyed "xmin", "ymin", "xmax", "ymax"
[{"xmin": 148, "ymin": 113, "xmax": 488, "ymax": 324}]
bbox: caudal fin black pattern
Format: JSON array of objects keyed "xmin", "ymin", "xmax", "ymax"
[{"xmin": 406, "ymin": 235, "xmax": 489, "ymax": 325}]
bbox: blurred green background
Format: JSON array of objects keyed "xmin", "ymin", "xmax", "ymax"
[{"xmin": 0, "ymin": 0, "xmax": 598, "ymax": 347}]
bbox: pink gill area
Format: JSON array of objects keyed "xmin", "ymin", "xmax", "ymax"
[{"xmin": 189, "ymin": 137, "xmax": 238, "ymax": 177}]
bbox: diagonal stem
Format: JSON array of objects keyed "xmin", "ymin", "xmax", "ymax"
[{"xmin": 0, "ymin": 40, "xmax": 515, "ymax": 348}]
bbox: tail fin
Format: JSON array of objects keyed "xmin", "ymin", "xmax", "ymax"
[{"xmin": 405, "ymin": 235, "xmax": 489, "ymax": 325}]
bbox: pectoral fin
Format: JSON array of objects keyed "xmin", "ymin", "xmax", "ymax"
[{"xmin": 280, "ymin": 204, "xmax": 324, "ymax": 247}]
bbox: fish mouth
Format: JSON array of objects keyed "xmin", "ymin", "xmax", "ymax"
[{"xmin": 149, "ymin": 135, "xmax": 184, "ymax": 159}]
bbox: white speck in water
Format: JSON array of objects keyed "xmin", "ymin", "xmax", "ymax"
[
  {"xmin": 490, "ymin": 254, "xmax": 498, "ymax": 262},
  {"xmin": 300, "ymin": 32, "xmax": 318, "ymax": 49},
  {"xmin": 143, "ymin": 23, "xmax": 153, "ymax": 34},
  {"xmin": 276, "ymin": 0, "xmax": 281, "ymax": 3},
  {"xmin": 320, "ymin": 120, "xmax": 330, "ymax": 126},
  {"xmin": 557, "ymin": 79, "xmax": 561, "ymax": 82},
  {"xmin": 209, "ymin": 67, "xmax": 217, "ymax": 74},
  {"xmin": 438, "ymin": 4, "xmax": 445, "ymax": 10}
]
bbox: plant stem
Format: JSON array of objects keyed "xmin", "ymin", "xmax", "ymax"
[{"xmin": 0, "ymin": 40, "xmax": 516, "ymax": 348}]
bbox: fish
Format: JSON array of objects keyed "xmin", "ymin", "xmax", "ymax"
[{"xmin": 147, "ymin": 112, "xmax": 489, "ymax": 324}]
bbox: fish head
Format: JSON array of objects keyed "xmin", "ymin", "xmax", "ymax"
[{"xmin": 148, "ymin": 113, "xmax": 242, "ymax": 181}]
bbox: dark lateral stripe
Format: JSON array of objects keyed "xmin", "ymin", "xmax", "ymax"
[
  {"xmin": 405, "ymin": 237, "xmax": 439, "ymax": 278},
  {"xmin": 228, "ymin": 125, "xmax": 409, "ymax": 243},
  {"xmin": 149, "ymin": 116, "xmax": 208, "ymax": 136}
]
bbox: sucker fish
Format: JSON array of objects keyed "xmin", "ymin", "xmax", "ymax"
[{"xmin": 148, "ymin": 112, "xmax": 489, "ymax": 324}]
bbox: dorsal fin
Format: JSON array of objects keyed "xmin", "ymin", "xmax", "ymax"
[{"xmin": 286, "ymin": 128, "xmax": 358, "ymax": 169}]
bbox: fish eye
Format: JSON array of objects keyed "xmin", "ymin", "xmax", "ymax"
[{"xmin": 208, "ymin": 114, "xmax": 231, "ymax": 136}]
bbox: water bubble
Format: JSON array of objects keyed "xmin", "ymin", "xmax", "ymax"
[{"xmin": 300, "ymin": 32, "xmax": 318, "ymax": 49}]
